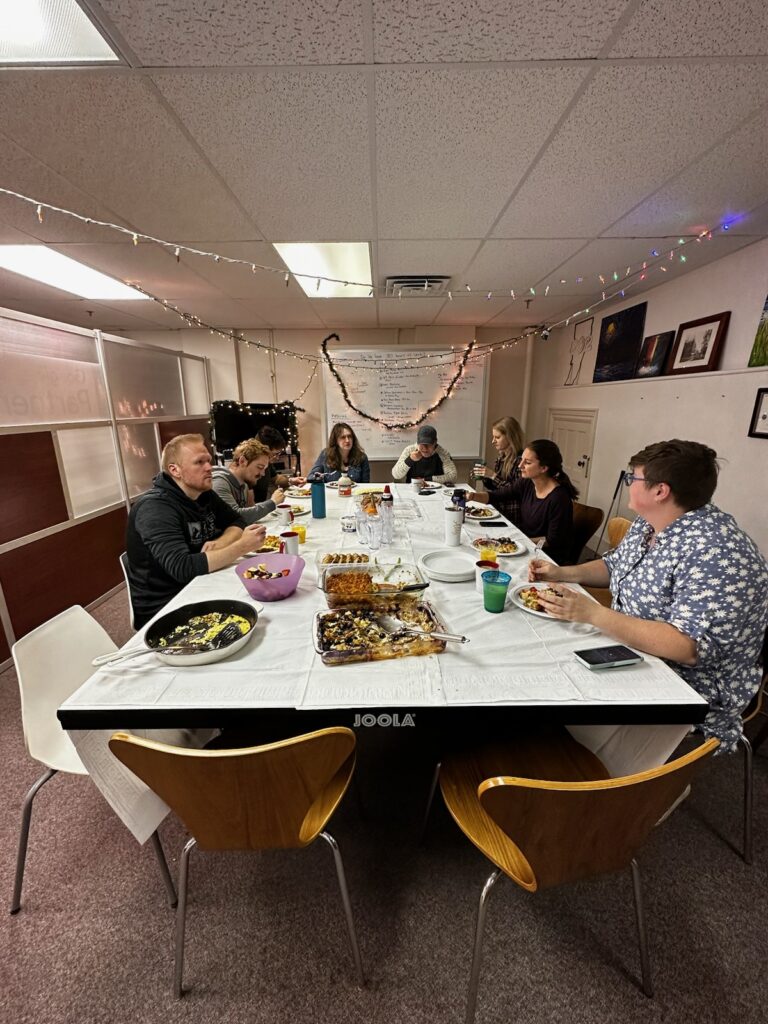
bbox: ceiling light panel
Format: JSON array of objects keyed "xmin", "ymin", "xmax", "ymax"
[
  {"xmin": 273, "ymin": 242, "xmax": 372, "ymax": 298},
  {"xmin": 0, "ymin": 246, "xmax": 144, "ymax": 299},
  {"xmin": 0, "ymin": 0, "xmax": 119, "ymax": 64}
]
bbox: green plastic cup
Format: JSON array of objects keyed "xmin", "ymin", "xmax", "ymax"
[{"xmin": 482, "ymin": 570, "xmax": 512, "ymax": 613}]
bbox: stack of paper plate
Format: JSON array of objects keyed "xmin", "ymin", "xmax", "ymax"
[{"xmin": 418, "ymin": 548, "xmax": 476, "ymax": 583}]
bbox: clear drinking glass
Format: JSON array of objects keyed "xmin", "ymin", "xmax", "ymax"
[{"xmin": 366, "ymin": 515, "xmax": 383, "ymax": 551}]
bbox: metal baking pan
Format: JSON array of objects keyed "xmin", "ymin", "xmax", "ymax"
[{"xmin": 312, "ymin": 601, "xmax": 447, "ymax": 666}]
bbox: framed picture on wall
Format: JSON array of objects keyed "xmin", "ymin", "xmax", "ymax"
[
  {"xmin": 748, "ymin": 293, "xmax": 768, "ymax": 367},
  {"xmin": 634, "ymin": 331, "xmax": 675, "ymax": 378},
  {"xmin": 592, "ymin": 302, "xmax": 647, "ymax": 382},
  {"xmin": 665, "ymin": 311, "xmax": 730, "ymax": 375},
  {"xmin": 748, "ymin": 388, "xmax": 768, "ymax": 438}
]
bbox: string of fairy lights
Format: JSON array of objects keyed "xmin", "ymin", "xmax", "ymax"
[{"xmin": 0, "ymin": 185, "xmax": 736, "ymax": 423}]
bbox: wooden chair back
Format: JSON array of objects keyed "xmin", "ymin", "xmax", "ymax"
[
  {"xmin": 109, "ymin": 728, "xmax": 356, "ymax": 851},
  {"xmin": 568, "ymin": 502, "xmax": 605, "ymax": 564},
  {"xmin": 479, "ymin": 737, "xmax": 718, "ymax": 891},
  {"xmin": 607, "ymin": 516, "xmax": 632, "ymax": 548}
]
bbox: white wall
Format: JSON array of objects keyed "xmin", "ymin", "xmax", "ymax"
[
  {"xmin": 121, "ymin": 324, "xmax": 530, "ymax": 478},
  {"xmin": 527, "ymin": 237, "xmax": 768, "ymax": 553}
]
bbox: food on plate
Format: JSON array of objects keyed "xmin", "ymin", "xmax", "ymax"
[
  {"xmin": 243, "ymin": 563, "xmax": 291, "ymax": 580},
  {"xmin": 326, "ymin": 480, "xmax": 339, "ymax": 489},
  {"xmin": 466, "ymin": 505, "xmax": 497, "ymax": 519},
  {"xmin": 256, "ymin": 535, "xmax": 281, "ymax": 552},
  {"xmin": 316, "ymin": 603, "xmax": 445, "ymax": 664},
  {"xmin": 471, "ymin": 536, "xmax": 520, "ymax": 554},
  {"xmin": 156, "ymin": 612, "xmax": 250, "ymax": 648},
  {"xmin": 517, "ymin": 586, "xmax": 561, "ymax": 613},
  {"xmin": 359, "ymin": 492, "xmax": 382, "ymax": 514},
  {"xmin": 321, "ymin": 552, "xmax": 370, "ymax": 565}
]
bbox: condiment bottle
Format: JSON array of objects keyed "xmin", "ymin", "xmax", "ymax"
[
  {"xmin": 380, "ymin": 485, "xmax": 394, "ymax": 545},
  {"xmin": 337, "ymin": 472, "xmax": 353, "ymax": 497}
]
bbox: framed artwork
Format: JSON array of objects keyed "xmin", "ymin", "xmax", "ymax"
[
  {"xmin": 748, "ymin": 388, "xmax": 768, "ymax": 438},
  {"xmin": 592, "ymin": 302, "xmax": 647, "ymax": 383},
  {"xmin": 634, "ymin": 331, "xmax": 674, "ymax": 378},
  {"xmin": 747, "ymin": 294, "xmax": 768, "ymax": 367},
  {"xmin": 666, "ymin": 311, "xmax": 730, "ymax": 375},
  {"xmin": 563, "ymin": 316, "xmax": 594, "ymax": 386}
]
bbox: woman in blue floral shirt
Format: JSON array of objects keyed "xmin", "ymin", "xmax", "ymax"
[{"xmin": 530, "ymin": 439, "xmax": 768, "ymax": 759}]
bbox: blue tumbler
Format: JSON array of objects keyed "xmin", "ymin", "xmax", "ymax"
[{"xmin": 310, "ymin": 474, "xmax": 326, "ymax": 519}]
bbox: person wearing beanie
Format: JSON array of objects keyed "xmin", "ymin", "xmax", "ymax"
[{"xmin": 391, "ymin": 424, "xmax": 457, "ymax": 484}]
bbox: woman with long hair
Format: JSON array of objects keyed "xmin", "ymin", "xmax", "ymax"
[
  {"xmin": 468, "ymin": 416, "xmax": 525, "ymax": 525},
  {"xmin": 308, "ymin": 422, "xmax": 370, "ymax": 483}
]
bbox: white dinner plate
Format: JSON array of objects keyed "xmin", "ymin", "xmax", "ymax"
[
  {"xmin": 419, "ymin": 548, "xmax": 477, "ymax": 583},
  {"xmin": 464, "ymin": 505, "xmax": 501, "ymax": 522},
  {"xmin": 509, "ymin": 583, "xmax": 560, "ymax": 619},
  {"xmin": 268, "ymin": 506, "xmax": 310, "ymax": 519},
  {"xmin": 471, "ymin": 536, "xmax": 527, "ymax": 558},
  {"xmin": 284, "ymin": 488, "xmax": 311, "ymax": 499}
]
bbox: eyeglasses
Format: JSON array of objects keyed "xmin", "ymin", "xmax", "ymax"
[{"xmin": 622, "ymin": 471, "xmax": 647, "ymax": 486}]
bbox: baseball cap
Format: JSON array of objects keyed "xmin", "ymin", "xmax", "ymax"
[{"xmin": 417, "ymin": 425, "xmax": 437, "ymax": 445}]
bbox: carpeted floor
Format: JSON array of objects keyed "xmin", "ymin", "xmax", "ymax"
[{"xmin": 1, "ymin": 586, "xmax": 767, "ymax": 1024}]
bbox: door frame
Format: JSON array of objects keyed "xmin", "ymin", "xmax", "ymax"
[{"xmin": 546, "ymin": 407, "xmax": 598, "ymax": 503}]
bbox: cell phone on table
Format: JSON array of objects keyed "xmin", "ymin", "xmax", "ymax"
[{"xmin": 573, "ymin": 645, "xmax": 644, "ymax": 670}]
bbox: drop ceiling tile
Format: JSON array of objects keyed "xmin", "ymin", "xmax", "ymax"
[
  {"xmin": 99, "ymin": 0, "xmax": 366, "ymax": 66},
  {"xmin": 377, "ymin": 297, "xmax": 445, "ymax": 326},
  {"xmin": 0, "ymin": 135, "xmax": 132, "ymax": 244},
  {"xmin": 152, "ymin": 69, "xmax": 373, "ymax": 239},
  {"xmin": 610, "ymin": 0, "xmax": 768, "ymax": 57},
  {"xmin": 462, "ymin": 239, "xmax": 585, "ymax": 291},
  {"xmin": 492, "ymin": 63, "xmax": 768, "ymax": 238},
  {"xmin": 608, "ymin": 113, "xmax": 768, "ymax": 237},
  {"xmin": 373, "ymin": 0, "xmax": 630, "ymax": 62},
  {"xmin": 0, "ymin": 71, "xmax": 257, "ymax": 241},
  {"xmin": 375, "ymin": 65, "xmax": 589, "ymax": 238},
  {"xmin": 309, "ymin": 298, "xmax": 379, "ymax": 328},
  {"xmin": 0, "ymin": 220, "xmax": 38, "ymax": 244},
  {"xmin": 734, "ymin": 200, "xmax": 768, "ymax": 235},
  {"xmin": 485, "ymin": 297, "xmax": 580, "ymax": 327},
  {"xmin": 377, "ymin": 240, "xmax": 480, "ymax": 282},
  {"xmin": 234, "ymin": 298, "xmax": 325, "ymax": 329},
  {"xmin": 432, "ymin": 295, "xmax": 512, "ymax": 325},
  {"xmin": 174, "ymin": 242, "xmax": 293, "ymax": 299}
]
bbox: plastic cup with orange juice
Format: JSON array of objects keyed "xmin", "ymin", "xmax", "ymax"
[
  {"xmin": 293, "ymin": 523, "xmax": 307, "ymax": 543},
  {"xmin": 479, "ymin": 544, "xmax": 497, "ymax": 562}
]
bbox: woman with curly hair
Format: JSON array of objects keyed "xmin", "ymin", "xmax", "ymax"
[{"xmin": 308, "ymin": 422, "xmax": 370, "ymax": 482}]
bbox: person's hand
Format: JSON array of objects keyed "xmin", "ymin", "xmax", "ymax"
[
  {"xmin": 409, "ymin": 448, "xmax": 423, "ymax": 462},
  {"xmin": 535, "ymin": 585, "xmax": 596, "ymax": 625},
  {"xmin": 271, "ymin": 487, "xmax": 286, "ymax": 505},
  {"xmin": 467, "ymin": 491, "xmax": 489, "ymax": 504},
  {"xmin": 528, "ymin": 558, "xmax": 562, "ymax": 583},
  {"xmin": 290, "ymin": 476, "xmax": 305, "ymax": 486},
  {"xmin": 240, "ymin": 524, "xmax": 267, "ymax": 553}
]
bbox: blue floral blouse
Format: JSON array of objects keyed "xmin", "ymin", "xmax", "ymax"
[{"xmin": 603, "ymin": 504, "xmax": 768, "ymax": 752}]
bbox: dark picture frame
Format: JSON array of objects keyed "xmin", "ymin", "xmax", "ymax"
[
  {"xmin": 748, "ymin": 387, "xmax": 768, "ymax": 438},
  {"xmin": 634, "ymin": 331, "xmax": 675, "ymax": 378},
  {"xmin": 592, "ymin": 302, "xmax": 647, "ymax": 383},
  {"xmin": 665, "ymin": 311, "xmax": 730, "ymax": 376}
]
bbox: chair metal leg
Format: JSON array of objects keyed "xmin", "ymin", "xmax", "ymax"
[
  {"xmin": 10, "ymin": 768, "xmax": 57, "ymax": 915},
  {"xmin": 319, "ymin": 831, "xmax": 365, "ymax": 986},
  {"xmin": 174, "ymin": 838, "xmax": 196, "ymax": 998},
  {"xmin": 630, "ymin": 859, "xmax": 653, "ymax": 998},
  {"xmin": 740, "ymin": 734, "xmax": 753, "ymax": 865},
  {"xmin": 419, "ymin": 760, "xmax": 441, "ymax": 843},
  {"xmin": 149, "ymin": 830, "xmax": 177, "ymax": 907},
  {"xmin": 466, "ymin": 868, "xmax": 502, "ymax": 1024}
]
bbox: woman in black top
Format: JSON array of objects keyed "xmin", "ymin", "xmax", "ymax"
[{"xmin": 503, "ymin": 439, "xmax": 578, "ymax": 564}]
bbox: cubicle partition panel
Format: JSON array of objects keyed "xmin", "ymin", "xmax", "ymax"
[{"xmin": 0, "ymin": 307, "xmax": 211, "ymax": 662}]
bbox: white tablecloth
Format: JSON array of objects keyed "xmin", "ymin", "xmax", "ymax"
[{"xmin": 61, "ymin": 483, "xmax": 706, "ymax": 841}]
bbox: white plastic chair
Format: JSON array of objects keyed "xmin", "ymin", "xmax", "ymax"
[
  {"xmin": 119, "ymin": 552, "xmax": 137, "ymax": 630},
  {"xmin": 10, "ymin": 605, "xmax": 176, "ymax": 914}
]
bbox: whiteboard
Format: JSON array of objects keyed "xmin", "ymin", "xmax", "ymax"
[{"xmin": 322, "ymin": 349, "xmax": 487, "ymax": 459}]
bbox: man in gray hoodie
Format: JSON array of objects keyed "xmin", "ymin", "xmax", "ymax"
[{"xmin": 211, "ymin": 437, "xmax": 285, "ymax": 523}]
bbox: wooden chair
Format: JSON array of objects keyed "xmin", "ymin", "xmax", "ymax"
[
  {"xmin": 567, "ymin": 501, "xmax": 605, "ymax": 565},
  {"xmin": 584, "ymin": 516, "xmax": 633, "ymax": 607},
  {"xmin": 734, "ymin": 626, "xmax": 768, "ymax": 864},
  {"xmin": 109, "ymin": 727, "xmax": 364, "ymax": 997},
  {"xmin": 437, "ymin": 731, "xmax": 719, "ymax": 1024}
]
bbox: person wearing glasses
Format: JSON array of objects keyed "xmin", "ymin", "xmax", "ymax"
[
  {"xmin": 307, "ymin": 422, "xmax": 370, "ymax": 483},
  {"xmin": 529, "ymin": 439, "xmax": 768, "ymax": 769}
]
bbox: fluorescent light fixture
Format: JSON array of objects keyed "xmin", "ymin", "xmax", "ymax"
[
  {"xmin": 0, "ymin": 0, "xmax": 119, "ymax": 64},
  {"xmin": 0, "ymin": 246, "xmax": 144, "ymax": 300},
  {"xmin": 273, "ymin": 242, "xmax": 372, "ymax": 298}
]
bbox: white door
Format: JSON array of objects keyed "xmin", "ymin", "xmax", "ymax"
[{"xmin": 546, "ymin": 407, "xmax": 598, "ymax": 501}]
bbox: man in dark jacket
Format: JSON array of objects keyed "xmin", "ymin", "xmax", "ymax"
[{"xmin": 126, "ymin": 433, "xmax": 266, "ymax": 627}]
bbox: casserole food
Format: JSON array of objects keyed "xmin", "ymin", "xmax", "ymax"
[{"xmin": 313, "ymin": 601, "xmax": 447, "ymax": 665}]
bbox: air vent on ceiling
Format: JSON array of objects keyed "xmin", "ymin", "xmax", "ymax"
[{"xmin": 384, "ymin": 275, "xmax": 450, "ymax": 297}]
